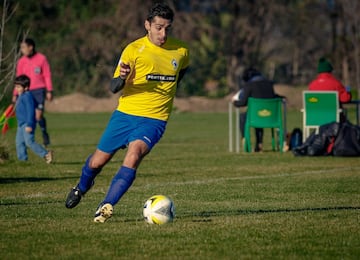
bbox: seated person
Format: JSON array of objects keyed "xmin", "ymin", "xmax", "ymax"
[
  {"xmin": 309, "ymin": 57, "xmax": 351, "ymax": 104},
  {"xmin": 309, "ymin": 57, "xmax": 351, "ymax": 122},
  {"xmin": 233, "ymin": 68, "xmax": 282, "ymax": 152}
]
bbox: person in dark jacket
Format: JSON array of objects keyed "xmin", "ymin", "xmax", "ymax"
[
  {"xmin": 14, "ymin": 75, "xmax": 53, "ymax": 163},
  {"xmin": 233, "ymin": 68, "xmax": 280, "ymax": 152}
]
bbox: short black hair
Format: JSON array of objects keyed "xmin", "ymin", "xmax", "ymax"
[
  {"xmin": 14, "ymin": 74, "xmax": 31, "ymax": 88},
  {"xmin": 22, "ymin": 38, "xmax": 36, "ymax": 50},
  {"xmin": 242, "ymin": 67, "xmax": 261, "ymax": 82},
  {"xmin": 147, "ymin": 3, "xmax": 174, "ymax": 23}
]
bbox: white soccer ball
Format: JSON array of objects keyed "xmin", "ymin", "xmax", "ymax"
[{"xmin": 143, "ymin": 195, "xmax": 175, "ymax": 225}]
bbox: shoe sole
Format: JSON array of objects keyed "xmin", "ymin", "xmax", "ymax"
[{"xmin": 94, "ymin": 203, "xmax": 113, "ymax": 223}]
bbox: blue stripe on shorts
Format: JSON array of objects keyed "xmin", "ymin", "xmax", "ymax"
[{"xmin": 97, "ymin": 110, "xmax": 167, "ymax": 154}]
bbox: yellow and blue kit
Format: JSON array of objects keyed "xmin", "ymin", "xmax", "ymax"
[
  {"xmin": 97, "ymin": 35, "xmax": 189, "ymax": 154},
  {"xmin": 114, "ymin": 35, "xmax": 189, "ymax": 122}
]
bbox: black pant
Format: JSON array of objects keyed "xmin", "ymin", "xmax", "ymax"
[{"xmin": 240, "ymin": 112, "xmax": 263, "ymax": 148}]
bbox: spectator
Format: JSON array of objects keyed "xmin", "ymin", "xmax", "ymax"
[
  {"xmin": 13, "ymin": 38, "xmax": 53, "ymax": 147},
  {"xmin": 233, "ymin": 68, "xmax": 281, "ymax": 152},
  {"xmin": 14, "ymin": 75, "xmax": 53, "ymax": 163},
  {"xmin": 309, "ymin": 57, "xmax": 351, "ymax": 104}
]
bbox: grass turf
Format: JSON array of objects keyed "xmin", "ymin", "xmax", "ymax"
[{"xmin": 0, "ymin": 110, "xmax": 359, "ymax": 259}]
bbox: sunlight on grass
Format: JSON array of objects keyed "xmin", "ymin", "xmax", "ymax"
[{"xmin": 0, "ymin": 111, "xmax": 359, "ymax": 259}]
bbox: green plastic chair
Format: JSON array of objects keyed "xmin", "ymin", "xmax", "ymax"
[
  {"xmin": 244, "ymin": 97, "xmax": 284, "ymax": 152},
  {"xmin": 302, "ymin": 91, "xmax": 341, "ymax": 140}
]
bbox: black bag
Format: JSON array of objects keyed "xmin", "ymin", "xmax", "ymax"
[
  {"xmin": 293, "ymin": 121, "xmax": 360, "ymax": 157},
  {"xmin": 333, "ymin": 121, "xmax": 360, "ymax": 156},
  {"xmin": 293, "ymin": 122, "xmax": 339, "ymax": 156},
  {"xmin": 289, "ymin": 128, "xmax": 303, "ymax": 150}
]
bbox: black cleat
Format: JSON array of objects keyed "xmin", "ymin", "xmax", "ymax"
[{"xmin": 65, "ymin": 186, "xmax": 83, "ymax": 208}]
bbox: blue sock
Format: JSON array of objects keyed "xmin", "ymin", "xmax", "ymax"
[
  {"xmin": 38, "ymin": 117, "xmax": 47, "ymax": 133},
  {"xmin": 103, "ymin": 166, "xmax": 136, "ymax": 205},
  {"xmin": 78, "ymin": 155, "xmax": 102, "ymax": 193}
]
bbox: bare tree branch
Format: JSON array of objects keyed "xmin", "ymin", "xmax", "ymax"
[{"xmin": 0, "ymin": 1, "xmax": 28, "ymax": 105}]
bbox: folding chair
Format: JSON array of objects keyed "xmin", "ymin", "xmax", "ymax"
[
  {"xmin": 302, "ymin": 91, "xmax": 341, "ymax": 140},
  {"xmin": 244, "ymin": 98, "xmax": 284, "ymax": 152}
]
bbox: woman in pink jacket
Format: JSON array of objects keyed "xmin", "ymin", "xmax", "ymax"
[{"xmin": 13, "ymin": 38, "xmax": 53, "ymax": 146}]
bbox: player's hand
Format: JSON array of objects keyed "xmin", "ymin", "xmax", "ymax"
[
  {"xmin": 119, "ymin": 62, "xmax": 130, "ymax": 79},
  {"xmin": 12, "ymin": 95, "xmax": 17, "ymax": 103},
  {"xmin": 25, "ymin": 127, "xmax": 32, "ymax": 133},
  {"xmin": 46, "ymin": 92, "xmax": 53, "ymax": 102}
]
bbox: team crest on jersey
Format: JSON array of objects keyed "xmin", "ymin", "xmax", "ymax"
[
  {"xmin": 34, "ymin": 67, "xmax": 41, "ymax": 74},
  {"xmin": 171, "ymin": 59, "xmax": 178, "ymax": 70}
]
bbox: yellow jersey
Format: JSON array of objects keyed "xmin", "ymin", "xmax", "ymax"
[{"xmin": 113, "ymin": 36, "xmax": 189, "ymax": 121}]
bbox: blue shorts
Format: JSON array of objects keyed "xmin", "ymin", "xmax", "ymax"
[
  {"xmin": 97, "ymin": 111, "xmax": 167, "ymax": 154},
  {"xmin": 30, "ymin": 88, "xmax": 46, "ymax": 111}
]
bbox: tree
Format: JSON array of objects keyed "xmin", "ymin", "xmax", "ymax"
[
  {"xmin": 340, "ymin": 0, "xmax": 360, "ymax": 96},
  {"xmin": 0, "ymin": 0, "xmax": 25, "ymax": 162},
  {"xmin": 0, "ymin": 0, "xmax": 22, "ymax": 108},
  {"xmin": 5, "ymin": 0, "xmax": 360, "ymax": 98}
]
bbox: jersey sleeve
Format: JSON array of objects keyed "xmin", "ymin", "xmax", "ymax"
[
  {"xmin": 16, "ymin": 58, "xmax": 24, "ymax": 76},
  {"xmin": 13, "ymin": 59, "xmax": 24, "ymax": 96},
  {"xmin": 181, "ymin": 47, "xmax": 190, "ymax": 70},
  {"xmin": 42, "ymin": 56, "xmax": 53, "ymax": 92},
  {"xmin": 113, "ymin": 45, "xmax": 133, "ymax": 79},
  {"xmin": 337, "ymin": 82, "xmax": 352, "ymax": 103}
]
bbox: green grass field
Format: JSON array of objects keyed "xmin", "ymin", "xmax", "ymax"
[{"xmin": 0, "ymin": 110, "xmax": 359, "ymax": 259}]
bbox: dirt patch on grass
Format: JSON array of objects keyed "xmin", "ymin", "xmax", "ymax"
[
  {"xmin": 46, "ymin": 93, "xmax": 119, "ymax": 113},
  {"xmin": 46, "ymin": 84, "xmax": 304, "ymax": 113}
]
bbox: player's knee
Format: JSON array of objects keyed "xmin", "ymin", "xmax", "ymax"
[
  {"xmin": 89, "ymin": 156, "xmax": 106, "ymax": 169},
  {"xmin": 123, "ymin": 152, "xmax": 142, "ymax": 168},
  {"xmin": 128, "ymin": 152, "xmax": 141, "ymax": 163}
]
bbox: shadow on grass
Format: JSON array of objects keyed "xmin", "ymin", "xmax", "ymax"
[
  {"xmin": 182, "ymin": 206, "xmax": 360, "ymax": 221},
  {"xmin": 53, "ymin": 161, "xmax": 84, "ymax": 165},
  {"xmin": 117, "ymin": 206, "xmax": 360, "ymax": 223},
  {"xmin": 50, "ymin": 143, "xmax": 97, "ymax": 148},
  {"xmin": 0, "ymin": 200, "xmax": 65, "ymax": 206},
  {"xmin": 0, "ymin": 176, "xmax": 78, "ymax": 184}
]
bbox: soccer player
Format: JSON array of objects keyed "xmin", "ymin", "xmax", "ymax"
[
  {"xmin": 65, "ymin": 3, "xmax": 189, "ymax": 223},
  {"xmin": 13, "ymin": 38, "xmax": 53, "ymax": 147}
]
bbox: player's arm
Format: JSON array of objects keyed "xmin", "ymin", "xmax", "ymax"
[
  {"xmin": 109, "ymin": 62, "xmax": 131, "ymax": 93},
  {"xmin": 234, "ymin": 84, "xmax": 251, "ymax": 107},
  {"xmin": 336, "ymin": 81, "xmax": 352, "ymax": 103},
  {"xmin": 178, "ymin": 47, "xmax": 189, "ymax": 84},
  {"xmin": 13, "ymin": 60, "xmax": 23, "ymax": 102},
  {"xmin": 177, "ymin": 68, "xmax": 188, "ymax": 84},
  {"xmin": 110, "ymin": 77, "xmax": 126, "ymax": 93},
  {"xmin": 43, "ymin": 57, "xmax": 54, "ymax": 101}
]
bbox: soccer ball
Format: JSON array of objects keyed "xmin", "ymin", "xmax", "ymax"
[{"xmin": 143, "ymin": 195, "xmax": 175, "ymax": 225}]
